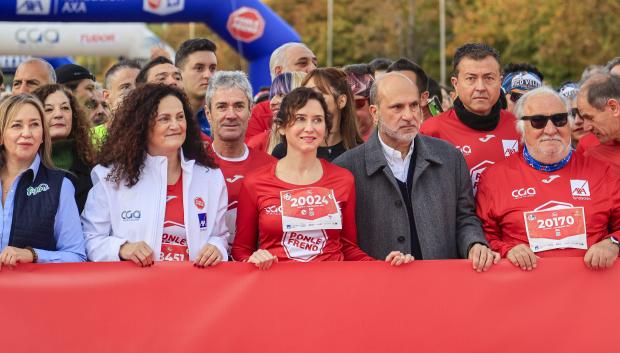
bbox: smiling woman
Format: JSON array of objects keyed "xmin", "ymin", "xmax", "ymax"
[{"xmin": 81, "ymin": 84, "xmax": 230, "ymax": 267}]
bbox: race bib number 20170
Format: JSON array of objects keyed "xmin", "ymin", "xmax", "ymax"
[
  {"xmin": 523, "ymin": 207, "xmax": 587, "ymax": 252},
  {"xmin": 280, "ymin": 187, "xmax": 342, "ymax": 232}
]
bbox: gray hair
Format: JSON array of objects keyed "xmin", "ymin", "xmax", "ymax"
[
  {"xmin": 514, "ymin": 86, "xmax": 572, "ymax": 137},
  {"xmin": 605, "ymin": 56, "xmax": 620, "ymax": 73},
  {"xmin": 205, "ymin": 71, "xmax": 253, "ymax": 110},
  {"xmin": 269, "ymin": 42, "xmax": 310, "ymax": 81},
  {"xmin": 580, "ymin": 73, "xmax": 620, "ymax": 110},
  {"xmin": 19, "ymin": 58, "xmax": 56, "ymax": 83}
]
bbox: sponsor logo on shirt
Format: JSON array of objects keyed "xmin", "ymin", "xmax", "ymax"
[
  {"xmin": 570, "ymin": 179, "xmax": 591, "ymax": 200},
  {"xmin": 166, "ymin": 195, "xmax": 177, "ymax": 202},
  {"xmin": 502, "ymin": 140, "xmax": 519, "ymax": 157},
  {"xmin": 470, "ymin": 160, "xmax": 495, "ymax": 194},
  {"xmin": 16, "ymin": 0, "xmax": 51, "ymax": 15},
  {"xmin": 121, "ymin": 210, "xmax": 141, "ymax": 221},
  {"xmin": 26, "ymin": 183, "xmax": 49, "ymax": 196},
  {"xmin": 194, "ymin": 197, "xmax": 205, "ymax": 210},
  {"xmin": 542, "ymin": 175, "xmax": 560, "ymax": 184},
  {"xmin": 281, "ymin": 230, "xmax": 327, "ymax": 262},
  {"xmin": 479, "ymin": 134, "xmax": 496, "ymax": 143},
  {"xmin": 198, "ymin": 213, "xmax": 207, "ymax": 229},
  {"xmin": 456, "ymin": 145, "xmax": 472, "ymax": 156},
  {"xmin": 265, "ymin": 205, "xmax": 282, "ymax": 216},
  {"xmin": 225, "ymin": 175, "xmax": 244, "ymax": 183},
  {"xmin": 512, "ymin": 187, "xmax": 536, "ymax": 199}
]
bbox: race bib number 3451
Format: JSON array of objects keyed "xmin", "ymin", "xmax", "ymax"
[
  {"xmin": 280, "ymin": 187, "xmax": 342, "ymax": 232},
  {"xmin": 523, "ymin": 207, "xmax": 587, "ymax": 252}
]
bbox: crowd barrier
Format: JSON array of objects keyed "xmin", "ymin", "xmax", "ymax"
[{"xmin": 0, "ymin": 258, "xmax": 617, "ymax": 353}]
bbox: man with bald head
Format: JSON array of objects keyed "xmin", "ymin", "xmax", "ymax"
[
  {"xmin": 334, "ymin": 72, "xmax": 497, "ymax": 271},
  {"xmin": 11, "ymin": 58, "xmax": 56, "ymax": 95}
]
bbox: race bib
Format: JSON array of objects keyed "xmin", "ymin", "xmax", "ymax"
[
  {"xmin": 523, "ymin": 207, "xmax": 587, "ymax": 252},
  {"xmin": 281, "ymin": 230, "xmax": 327, "ymax": 262},
  {"xmin": 280, "ymin": 187, "xmax": 342, "ymax": 232}
]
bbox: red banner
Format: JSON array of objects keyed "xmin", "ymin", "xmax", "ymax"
[{"xmin": 0, "ymin": 258, "xmax": 618, "ymax": 353}]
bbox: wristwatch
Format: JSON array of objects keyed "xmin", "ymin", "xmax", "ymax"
[{"xmin": 609, "ymin": 236, "xmax": 620, "ymax": 249}]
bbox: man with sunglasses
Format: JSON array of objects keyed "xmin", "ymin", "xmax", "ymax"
[
  {"xmin": 476, "ymin": 87, "xmax": 620, "ymax": 271},
  {"xmin": 501, "ymin": 63, "xmax": 544, "ymax": 113},
  {"xmin": 420, "ymin": 43, "xmax": 521, "ymax": 194},
  {"xmin": 577, "ymin": 73, "xmax": 620, "ymax": 175}
]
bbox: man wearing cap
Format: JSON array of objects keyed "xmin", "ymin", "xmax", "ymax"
[
  {"xmin": 343, "ymin": 63, "xmax": 375, "ymax": 141},
  {"xmin": 420, "ymin": 43, "xmax": 521, "ymax": 194},
  {"xmin": 55, "ymin": 63, "xmax": 97, "ymax": 113},
  {"xmin": 502, "ymin": 63, "xmax": 544, "ymax": 113},
  {"xmin": 11, "ymin": 58, "xmax": 56, "ymax": 95}
]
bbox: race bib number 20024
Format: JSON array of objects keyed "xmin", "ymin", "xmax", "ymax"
[{"xmin": 280, "ymin": 187, "xmax": 342, "ymax": 232}]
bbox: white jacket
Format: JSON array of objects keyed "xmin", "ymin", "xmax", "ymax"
[{"xmin": 81, "ymin": 151, "xmax": 230, "ymax": 262}]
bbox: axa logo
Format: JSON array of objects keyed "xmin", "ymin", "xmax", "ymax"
[
  {"xmin": 61, "ymin": 0, "xmax": 87, "ymax": 14},
  {"xmin": 16, "ymin": 0, "xmax": 51, "ymax": 15},
  {"xmin": 121, "ymin": 210, "xmax": 141, "ymax": 221},
  {"xmin": 479, "ymin": 134, "xmax": 495, "ymax": 143},
  {"xmin": 512, "ymin": 187, "xmax": 536, "ymax": 199},
  {"xmin": 265, "ymin": 205, "xmax": 282, "ymax": 216},
  {"xmin": 143, "ymin": 0, "xmax": 185, "ymax": 16},
  {"xmin": 542, "ymin": 175, "xmax": 560, "ymax": 184},
  {"xmin": 570, "ymin": 179, "xmax": 591, "ymax": 199},
  {"xmin": 502, "ymin": 140, "xmax": 519, "ymax": 157},
  {"xmin": 226, "ymin": 175, "xmax": 243, "ymax": 183},
  {"xmin": 456, "ymin": 145, "xmax": 472, "ymax": 156}
]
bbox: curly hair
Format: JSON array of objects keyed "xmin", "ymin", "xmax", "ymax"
[
  {"xmin": 32, "ymin": 84, "xmax": 97, "ymax": 167},
  {"xmin": 98, "ymin": 84, "xmax": 216, "ymax": 187}
]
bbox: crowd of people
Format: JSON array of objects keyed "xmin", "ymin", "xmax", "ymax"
[{"xmin": 0, "ymin": 38, "xmax": 618, "ymax": 272}]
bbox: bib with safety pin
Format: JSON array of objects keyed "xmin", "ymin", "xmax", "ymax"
[
  {"xmin": 280, "ymin": 187, "xmax": 342, "ymax": 232},
  {"xmin": 523, "ymin": 206, "xmax": 587, "ymax": 252}
]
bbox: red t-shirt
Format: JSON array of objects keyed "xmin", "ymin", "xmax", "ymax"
[
  {"xmin": 476, "ymin": 152, "xmax": 620, "ymax": 257},
  {"xmin": 246, "ymin": 130, "xmax": 270, "ymax": 153},
  {"xmin": 583, "ymin": 143, "xmax": 620, "ymax": 176},
  {"xmin": 575, "ymin": 133, "xmax": 600, "ymax": 154},
  {"xmin": 245, "ymin": 100, "xmax": 273, "ymax": 142},
  {"xmin": 232, "ymin": 159, "xmax": 373, "ymax": 262},
  {"xmin": 213, "ymin": 146, "xmax": 276, "ymax": 244},
  {"xmin": 161, "ymin": 173, "xmax": 188, "ymax": 261},
  {"xmin": 420, "ymin": 108, "xmax": 520, "ymax": 193}
]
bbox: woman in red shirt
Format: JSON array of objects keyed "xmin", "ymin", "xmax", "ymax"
[{"xmin": 232, "ymin": 87, "xmax": 413, "ymax": 269}]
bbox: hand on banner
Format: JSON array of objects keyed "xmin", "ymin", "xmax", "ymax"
[
  {"xmin": 195, "ymin": 244, "xmax": 223, "ymax": 268},
  {"xmin": 0, "ymin": 246, "xmax": 34, "ymax": 270},
  {"xmin": 469, "ymin": 244, "xmax": 500, "ymax": 272},
  {"xmin": 248, "ymin": 249, "xmax": 278, "ymax": 270},
  {"xmin": 385, "ymin": 251, "xmax": 414, "ymax": 266},
  {"xmin": 507, "ymin": 244, "xmax": 538, "ymax": 271},
  {"xmin": 584, "ymin": 238, "xmax": 619, "ymax": 270},
  {"xmin": 119, "ymin": 241, "xmax": 154, "ymax": 267}
]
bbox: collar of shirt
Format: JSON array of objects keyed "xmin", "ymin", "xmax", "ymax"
[
  {"xmin": 214, "ymin": 143, "xmax": 249, "ymax": 162},
  {"xmin": 378, "ymin": 133, "xmax": 414, "ymax": 183}
]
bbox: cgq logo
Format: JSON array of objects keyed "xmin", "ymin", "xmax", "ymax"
[
  {"xmin": 15, "ymin": 28, "xmax": 59, "ymax": 44},
  {"xmin": 121, "ymin": 210, "xmax": 141, "ymax": 221},
  {"xmin": 511, "ymin": 187, "xmax": 536, "ymax": 199}
]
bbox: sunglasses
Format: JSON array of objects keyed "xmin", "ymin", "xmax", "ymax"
[
  {"xmin": 521, "ymin": 113, "xmax": 569, "ymax": 129},
  {"xmin": 509, "ymin": 91, "xmax": 523, "ymax": 103},
  {"xmin": 354, "ymin": 98, "xmax": 368, "ymax": 109}
]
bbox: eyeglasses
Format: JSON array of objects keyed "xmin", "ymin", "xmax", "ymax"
[
  {"xmin": 509, "ymin": 91, "xmax": 523, "ymax": 103},
  {"xmin": 354, "ymin": 98, "xmax": 368, "ymax": 109},
  {"xmin": 521, "ymin": 113, "xmax": 569, "ymax": 129}
]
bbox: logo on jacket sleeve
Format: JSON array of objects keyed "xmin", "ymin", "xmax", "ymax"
[
  {"xmin": 194, "ymin": 197, "xmax": 205, "ymax": 210},
  {"xmin": 26, "ymin": 183, "xmax": 49, "ymax": 196},
  {"xmin": 121, "ymin": 210, "xmax": 141, "ymax": 221},
  {"xmin": 570, "ymin": 180, "xmax": 591, "ymax": 200},
  {"xmin": 502, "ymin": 140, "xmax": 519, "ymax": 157},
  {"xmin": 198, "ymin": 213, "xmax": 207, "ymax": 229}
]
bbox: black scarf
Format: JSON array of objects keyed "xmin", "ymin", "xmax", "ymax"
[{"xmin": 453, "ymin": 97, "xmax": 501, "ymax": 131}]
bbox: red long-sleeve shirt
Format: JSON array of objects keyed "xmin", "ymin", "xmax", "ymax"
[
  {"xmin": 476, "ymin": 151, "xmax": 620, "ymax": 257},
  {"xmin": 232, "ymin": 159, "xmax": 373, "ymax": 262}
]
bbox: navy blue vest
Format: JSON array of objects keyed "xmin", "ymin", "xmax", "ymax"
[{"xmin": 8, "ymin": 165, "xmax": 65, "ymax": 251}]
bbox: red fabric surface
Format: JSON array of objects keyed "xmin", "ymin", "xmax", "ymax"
[{"xmin": 0, "ymin": 259, "xmax": 618, "ymax": 353}]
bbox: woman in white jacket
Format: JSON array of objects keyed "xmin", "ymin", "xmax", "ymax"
[{"xmin": 81, "ymin": 84, "xmax": 229, "ymax": 267}]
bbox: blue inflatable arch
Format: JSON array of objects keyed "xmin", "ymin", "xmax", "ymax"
[{"xmin": 0, "ymin": 0, "xmax": 302, "ymax": 91}]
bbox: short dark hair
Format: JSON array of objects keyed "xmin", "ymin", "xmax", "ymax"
[
  {"xmin": 503, "ymin": 62, "xmax": 544, "ymax": 81},
  {"xmin": 369, "ymin": 57, "xmax": 393, "ymax": 72},
  {"xmin": 427, "ymin": 77, "xmax": 442, "ymax": 102},
  {"xmin": 387, "ymin": 58, "xmax": 429, "ymax": 92},
  {"xmin": 274, "ymin": 87, "xmax": 332, "ymax": 145},
  {"xmin": 343, "ymin": 63, "xmax": 374, "ymax": 76},
  {"xmin": 104, "ymin": 60, "xmax": 141, "ymax": 88},
  {"xmin": 452, "ymin": 43, "xmax": 501, "ymax": 77},
  {"xmin": 175, "ymin": 38, "xmax": 217, "ymax": 69},
  {"xmin": 581, "ymin": 73, "xmax": 620, "ymax": 110},
  {"xmin": 136, "ymin": 56, "xmax": 173, "ymax": 85}
]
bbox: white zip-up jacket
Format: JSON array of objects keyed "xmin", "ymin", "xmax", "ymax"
[{"xmin": 81, "ymin": 151, "xmax": 230, "ymax": 262}]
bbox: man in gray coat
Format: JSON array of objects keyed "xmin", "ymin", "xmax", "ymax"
[{"xmin": 334, "ymin": 72, "xmax": 499, "ymax": 271}]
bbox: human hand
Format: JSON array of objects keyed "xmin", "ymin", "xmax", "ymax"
[
  {"xmin": 506, "ymin": 244, "xmax": 538, "ymax": 271},
  {"xmin": 119, "ymin": 241, "xmax": 154, "ymax": 267},
  {"xmin": 384, "ymin": 251, "xmax": 414, "ymax": 266},
  {"xmin": 0, "ymin": 246, "xmax": 34, "ymax": 270},
  {"xmin": 468, "ymin": 243, "xmax": 500, "ymax": 272},
  {"xmin": 248, "ymin": 249, "xmax": 278, "ymax": 270},
  {"xmin": 194, "ymin": 244, "xmax": 223, "ymax": 268},
  {"xmin": 584, "ymin": 238, "xmax": 619, "ymax": 270}
]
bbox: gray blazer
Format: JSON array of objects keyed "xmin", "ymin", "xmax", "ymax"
[{"xmin": 333, "ymin": 131, "xmax": 487, "ymax": 260}]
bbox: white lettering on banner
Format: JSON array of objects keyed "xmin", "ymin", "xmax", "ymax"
[
  {"xmin": 15, "ymin": 28, "xmax": 59, "ymax": 44},
  {"xmin": 61, "ymin": 0, "xmax": 87, "ymax": 14},
  {"xmin": 570, "ymin": 179, "xmax": 591, "ymax": 200},
  {"xmin": 502, "ymin": 140, "xmax": 519, "ymax": 157},
  {"xmin": 512, "ymin": 187, "xmax": 536, "ymax": 199},
  {"xmin": 16, "ymin": 0, "xmax": 51, "ymax": 15},
  {"xmin": 523, "ymin": 202, "xmax": 587, "ymax": 252},
  {"xmin": 143, "ymin": 0, "xmax": 184, "ymax": 16},
  {"xmin": 281, "ymin": 230, "xmax": 327, "ymax": 262},
  {"xmin": 469, "ymin": 160, "xmax": 494, "ymax": 194}
]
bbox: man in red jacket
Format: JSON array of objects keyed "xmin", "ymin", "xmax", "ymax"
[{"xmin": 420, "ymin": 43, "xmax": 520, "ymax": 194}]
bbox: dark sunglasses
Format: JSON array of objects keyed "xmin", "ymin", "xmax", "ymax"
[
  {"xmin": 509, "ymin": 91, "xmax": 523, "ymax": 103},
  {"xmin": 354, "ymin": 98, "xmax": 368, "ymax": 109},
  {"xmin": 521, "ymin": 113, "xmax": 569, "ymax": 129}
]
